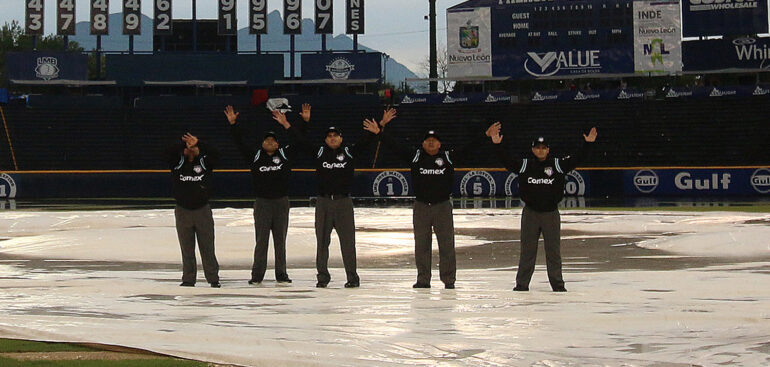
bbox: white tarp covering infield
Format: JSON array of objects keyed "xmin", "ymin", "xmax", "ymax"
[{"xmin": 0, "ymin": 208, "xmax": 769, "ymax": 366}]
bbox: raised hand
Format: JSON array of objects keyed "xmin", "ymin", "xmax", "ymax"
[
  {"xmin": 300, "ymin": 103, "xmax": 312, "ymax": 122},
  {"xmin": 272, "ymin": 110, "xmax": 291, "ymax": 129},
  {"xmin": 380, "ymin": 108, "xmax": 397, "ymax": 127},
  {"xmin": 182, "ymin": 133, "xmax": 198, "ymax": 148},
  {"xmin": 363, "ymin": 118, "xmax": 381, "ymax": 134},
  {"xmin": 223, "ymin": 105, "xmax": 239, "ymax": 125},
  {"xmin": 491, "ymin": 131, "xmax": 503, "ymax": 145},
  {"xmin": 486, "ymin": 121, "xmax": 502, "ymax": 137},
  {"xmin": 583, "ymin": 127, "xmax": 598, "ymax": 142}
]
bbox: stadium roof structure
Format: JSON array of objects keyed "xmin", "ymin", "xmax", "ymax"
[
  {"xmin": 448, "ymin": 0, "xmax": 498, "ymax": 10},
  {"xmin": 10, "ymin": 80, "xmax": 117, "ymax": 86},
  {"xmin": 405, "ymin": 76, "xmax": 510, "ymax": 83},
  {"xmin": 273, "ymin": 79, "xmax": 381, "ymax": 85},
  {"xmin": 142, "ymin": 80, "xmax": 249, "ymax": 87}
]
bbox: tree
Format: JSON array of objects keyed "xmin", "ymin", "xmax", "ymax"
[
  {"xmin": 0, "ymin": 21, "xmax": 83, "ymax": 86},
  {"xmin": 420, "ymin": 43, "xmax": 454, "ymax": 94}
]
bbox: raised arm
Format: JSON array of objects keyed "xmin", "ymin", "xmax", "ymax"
[
  {"xmin": 490, "ymin": 125, "xmax": 525, "ymax": 172},
  {"xmin": 447, "ymin": 122, "xmax": 501, "ymax": 163},
  {"xmin": 557, "ymin": 127, "xmax": 597, "ymax": 172},
  {"xmin": 224, "ymin": 105, "xmax": 259, "ymax": 162},
  {"xmin": 196, "ymin": 139, "xmax": 221, "ymax": 169},
  {"xmin": 349, "ymin": 119, "xmax": 379, "ymax": 156},
  {"xmin": 164, "ymin": 139, "xmax": 186, "ymax": 168},
  {"xmin": 372, "ymin": 108, "xmax": 417, "ymax": 162},
  {"xmin": 273, "ymin": 109, "xmax": 316, "ymax": 156}
]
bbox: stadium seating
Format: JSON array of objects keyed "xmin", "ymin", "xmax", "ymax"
[{"xmin": 0, "ymin": 96, "xmax": 768, "ymax": 171}]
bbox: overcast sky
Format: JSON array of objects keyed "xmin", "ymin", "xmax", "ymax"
[{"xmin": 2, "ymin": 0, "xmax": 466, "ymax": 73}]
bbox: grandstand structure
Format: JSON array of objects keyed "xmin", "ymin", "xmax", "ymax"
[{"xmin": 2, "ymin": 0, "xmax": 769, "ymax": 199}]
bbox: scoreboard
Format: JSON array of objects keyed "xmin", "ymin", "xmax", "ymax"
[
  {"xmin": 448, "ymin": 0, "xmax": 637, "ymax": 79},
  {"xmin": 495, "ymin": 1, "xmax": 633, "ymax": 49}
]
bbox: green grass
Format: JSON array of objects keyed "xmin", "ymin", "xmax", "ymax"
[
  {"xmin": 0, "ymin": 339, "xmax": 96, "ymax": 353},
  {"xmin": 0, "ymin": 339, "xmax": 209, "ymax": 367},
  {"xmin": 0, "ymin": 357, "xmax": 208, "ymax": 367}
]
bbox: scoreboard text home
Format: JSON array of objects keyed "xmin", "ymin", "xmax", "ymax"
[{"xmin": 25, "ymin": 0, "xmax": 366, "ymax": 36}]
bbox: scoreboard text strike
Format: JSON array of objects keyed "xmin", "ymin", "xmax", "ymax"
[{"xmin": 25, "ymin": 0, "xmax": 366, "ymax": 36}]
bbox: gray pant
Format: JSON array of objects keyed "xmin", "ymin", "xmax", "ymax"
[
  {"xmin": 413, "ymin": 200, "xmax": 456, "ymax": 285},
  {"xmin": 175, "ymin": 204, "xmax": 219, "ymax": 284},
  {"xmin": 251, "ymin": 197, "xmax": 290, "ymax": 282},
  {"xmin": 315, "ymin": 196, "xmax": 359, "ymax": 284},
  {"xmin": 517, "ymin": 206, "xmax": 564, "ymax": 290}
]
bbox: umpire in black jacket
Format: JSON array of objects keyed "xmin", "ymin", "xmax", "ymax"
[
  {"xmin": 490, "ymin": 124, "xmax": 597, "ymax": 292},
  {"xmin": 223, "ymin": 104, "xmax": 311, "ymax": 285},
  {"xmin": 273, "ymin": 112, "xmax": 381, "ymax": 288},
  {"xmin": 164, "ymin": 133, "xmax": 221, "ymax": 288},
  {"xmin": 372, "ymin": 109, "xmax": 498, "ymax": 289}
]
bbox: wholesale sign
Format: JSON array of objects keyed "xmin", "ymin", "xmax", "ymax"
[
  {"xmin": 683, "ymin": 0, "xmax": 768, "ymax": 37},
  {"xmin": 633, "ymin": 1, "xmax": 682, "ymax": 74}
]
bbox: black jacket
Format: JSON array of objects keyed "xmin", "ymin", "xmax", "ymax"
[
  {"xmin": 230, "ymin": 123, "xmax": 297, "ymax": 199},
  {"xmin": 379, "ymin": 131, "xmax": 483, "ymax": 204},
  {"xmin": 165, "ymin": 140, "xmax": 220, "ymax": 210},
  {"xmin": 496, "ymin": 142, "xmax": 591, "ymax": 212},
  {"xmin": 291, "ymin": 126, "xmax": 376, "ymax": 196}
]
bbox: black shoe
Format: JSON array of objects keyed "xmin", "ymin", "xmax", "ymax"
[
  {"xmin": 344, "ymin": 282, "xmax": 360, "ymax": 288},
  {"xmin": 248, "ymin": 279, "xmax": 262, "ymax": 285},
  {"xmin": 180, "ymin": 282, "xmax": 195, "ymax": 287},
  {"xmin": 552, "ymin": 287, "xmax": 567, "ymax": 292},
  {"xmin": 276, "ymin": 278, "xmax": 293, "ymax": 284},
  {"xmin": 513, "ymin": 285, "xmax": 529, "ymax": 291},
  {"xmin": 316, "ymin": 282, "xmax": 328, "ymax": 288},
  {"xmin": 210, "ymin": 282, "xmax": 221, "ymax": 288},
  {"xmin": 444, "ymin": 283, "xmax": 455, "ymax": 289},
  {"xmin": 412, "ymin": 282, "xmax": 431, "ymax": 289}
]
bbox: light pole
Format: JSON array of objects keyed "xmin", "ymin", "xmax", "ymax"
[{"xmin": 429, "ymin": 0, "xmax": 438, "ymax": 93}]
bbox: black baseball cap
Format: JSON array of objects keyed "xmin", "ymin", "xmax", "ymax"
[
  {"xmin": 326, "ymin": 126, "xmax": 341, "ymax": 136},
  {"xmin": 263, "ymin": 131, "xmax": 278, "ymax": 140},
  {"xmin": 423, "ymin": 130, "xmax": 441, "ymax": 142},
  {"xmin": 532, "ymin": 136, "xmax": 549, "ymax": 147}
]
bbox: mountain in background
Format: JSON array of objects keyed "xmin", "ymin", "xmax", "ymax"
[{"xmin": 70, "ymin": 11, "xmax": 419, "ymax": 86}]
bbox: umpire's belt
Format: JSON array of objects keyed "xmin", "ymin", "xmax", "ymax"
[{"xmin": 320, "ymin": 193, "xmax": 349, "ymax": 200}]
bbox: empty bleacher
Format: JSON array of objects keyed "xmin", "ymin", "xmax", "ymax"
[{"xmin": 1, "ymin": 96, "xmax": 768, "ymax": 171}]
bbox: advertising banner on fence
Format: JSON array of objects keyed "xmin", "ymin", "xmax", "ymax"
[
  {"xmin": 300, "ymin": 52, "xmax": 382, "ymax": 81},
  {"xmin": 634, "ymin": 1, "xmax": 682, "ymax": 75},
  {"xmin": 626, "ymin": 168, "xmax": 770, "ymax": 196},
  {"xmin": 447, "ymin": 7, "xmax": 493, "ymax": 78},
  {"xmin": 400, "ymin": 92, "xmax": 512, "ymax": 105},
  {"xmin": 682, "ymin": 0, "xmax": 768, "ymax": 37},
  {"xmin": 531, "ymin": 89, "xmax": 645, "ymax": 103},
  {"xmin": 683, "ymin": 36, "xmax": 770, "ymax": 72},
  {"xmin": 6, "ymin": 52, "xmax": 88, "ymax": 81}
]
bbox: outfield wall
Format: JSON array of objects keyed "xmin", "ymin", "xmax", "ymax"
[{"xmin": 1, "ymin": 167, "xmax": 768, "ymax": 200}]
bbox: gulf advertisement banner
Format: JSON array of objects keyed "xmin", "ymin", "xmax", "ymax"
[
  {"xmin": 633, "ymin": 1, "xmax": 682, "ymax": 75},
  {"xmin": 626, "ymin": 168, "xmax": 770, "ymax": 196},
  {"xmin": 447, "ymin": 7, "xmax": 493, "ymax": 78}
]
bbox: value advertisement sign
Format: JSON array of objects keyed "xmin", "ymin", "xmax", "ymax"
[
  {"xmin": 634, "ymin": 1, "xmax": 682, "ymax": 74},
  {"xmin": 447, "ymin": 7, "xmax": 493, "ymax": 78}
]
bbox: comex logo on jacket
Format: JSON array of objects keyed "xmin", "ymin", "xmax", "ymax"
[{"xmin": 323, "ymin": 162, "xmax": 348, "ymax": 169}]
